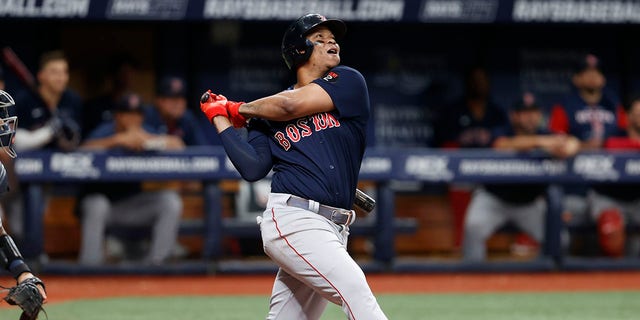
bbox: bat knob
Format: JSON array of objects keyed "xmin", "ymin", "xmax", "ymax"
[{"xmin": 200, "ymin": 91, "xmax": 210, "ymax": 103}]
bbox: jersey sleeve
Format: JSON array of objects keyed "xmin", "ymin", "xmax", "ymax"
[
  {"xmin": 312, "ymin": 65, "xmax": 370, "ymax": 121},
  {"xmin": 549, "ymin": 104, "xmax": 569, "ymax": 134},
  {"xmin": 616, "ymin": 104, "xmax": 628, "ymax": 130},
  {"xmin": 604, "ymin": 136, "xmax": 640, "ymax": 150},
  {"xmin": 218, "ymin": 121, "xmax": 273, "ymax": 182}
]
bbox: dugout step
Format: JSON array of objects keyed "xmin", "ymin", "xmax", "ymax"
[
  {"xmin": 392, "ymin": 257, "xmax": 557, "ymax": 273},
  {"xmin": 560, "ymin": 257, "xmax": 640, "ymax": 271},
  {"xmin": 565, "ymin": 223, "xmax": 640, "ymax": 234}
]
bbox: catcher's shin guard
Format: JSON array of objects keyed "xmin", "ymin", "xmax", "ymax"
[{"xmin": 0, "ymin": 235, "xmax": 31, "ymax": 279}]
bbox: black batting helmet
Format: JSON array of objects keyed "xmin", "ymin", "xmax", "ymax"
[{"xmin": 281, "ymin": 13, "xmax": 346, "ymax": 70}]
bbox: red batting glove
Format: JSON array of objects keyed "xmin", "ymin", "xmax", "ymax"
[
  {"xmin": 200, "ymin": 90, "xmax": 229, "ymax": 123},
  {"xmin": 226, "ymin": 100, "xmax": 247, "ymax": 128}
]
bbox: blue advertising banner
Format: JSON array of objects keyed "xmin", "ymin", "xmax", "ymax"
[
  {"xmin": 2, "ymin": 0, "xmax": 640, "ymax": 24},
  {"xmin": 14, "ymin": 147, "xmax": 640, "ymax": 183}
]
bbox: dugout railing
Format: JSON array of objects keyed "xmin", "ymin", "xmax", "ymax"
[{"xmin": 12, "ymin": 147, "xmax": 640, "ymax": 274}]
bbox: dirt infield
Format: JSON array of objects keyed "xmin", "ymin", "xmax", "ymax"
[{"xmin": 2, "ymin": 271, "xmax": 638, "ymax": 305}]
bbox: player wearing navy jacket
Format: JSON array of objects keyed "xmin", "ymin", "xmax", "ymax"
[
  {"xmin": 549, "ymin": 54, "xmax": 626, "ymax": 150},
  {"xmin": 463, "ymin": 92, "xmax": 580, "ymax": 261},
  {"xmin": 549, "ymin": 54, "xmax": 628, "ymax": 250},
  {"xmin": 200, "ymin": 13, "xmax": 387, "ymax": 320}
]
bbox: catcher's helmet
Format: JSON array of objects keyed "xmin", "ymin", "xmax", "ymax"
[
  {"xmin": 281, "ymin": 13, "xmax": 346, "ymax": 70},
  {"xmin": 0, "ymin": 90, "xmax": 17, "ymax": 158}
]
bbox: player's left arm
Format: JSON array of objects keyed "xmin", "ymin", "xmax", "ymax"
[{"xmin": 238, "ymin": 84, "xmax": 334, "ymax": 122}]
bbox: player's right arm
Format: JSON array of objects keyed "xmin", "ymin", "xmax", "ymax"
[{"xmin": 238, "ymin": 83, "xmax": 334, "ymax": 122}]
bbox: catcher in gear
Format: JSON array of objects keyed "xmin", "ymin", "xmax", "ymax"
[{"xmin": 0, "ymin": 90, "xmax": 47, "ymax": 319}]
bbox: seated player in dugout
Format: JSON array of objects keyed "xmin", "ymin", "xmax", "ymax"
[
  {"xmin": 587, "ymin": 93, "xmax": 640, "ymax": 257},
  {"xmin": 76, "ymin": 93, "xmax": 184, "ymax": 265},
  {"xmin": 145, "ymin": 75, "xmax": 210, "ymax": 194},
  {"xmin": 432, "ymin": 65, "xmax": 509, "ymax": 149},
  {"xmin": 146, "ymin": 75, "xmax": 209, "ymax": 146},
  {"xmin": 462, "ymin": 92, "xmax": 580, "ymax": 261},
  {"xmin": 82, "ymin": 53, "xmax": 141, "ymax": 139},
  {"xmin": 548, "ymin": 53, "xmax": 628, "ymax": 252}
]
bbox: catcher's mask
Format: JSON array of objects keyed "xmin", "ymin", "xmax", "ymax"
[
  {"xmin": 281, "ymin": 13, "xmax": 346, "ymax": 70},
  {"xmin": 0, "ymin": 90, "xmax": 17, "ymax": 158}
]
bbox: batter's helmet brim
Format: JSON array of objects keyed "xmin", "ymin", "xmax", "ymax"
[{"xmin": 307, "ymin": 19, "xmax": 347, "ymax": 40}]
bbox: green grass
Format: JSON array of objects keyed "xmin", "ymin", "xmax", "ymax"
[{"xmin": 1, "ymin": 291, "xmax": 639, "ymax": 320}]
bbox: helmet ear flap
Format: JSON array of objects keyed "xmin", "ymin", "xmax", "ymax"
[
  {"xmin": 296, "ymin": 39, "xmax": 315, "ymax": 66},
  {"xmin": 283, "ymin": 38, "xmax": 315, "ymax": 70}
]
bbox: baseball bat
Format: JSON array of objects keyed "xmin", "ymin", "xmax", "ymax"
[
  {"xmin": 354, "ymin": 188, "xmax": 376, "ymax": 213},
  {"xmin": 1, "ymin": 46, "xmax": 38, "ymax": 94}
]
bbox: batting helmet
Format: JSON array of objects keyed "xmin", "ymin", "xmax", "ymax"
[
  {"xmin": 0, "ymin": 90, "xmax": 17, "ymax": 158},
  {"xmin": 281, "ymin": 13, "xmax": 346, "ymax": 70}
]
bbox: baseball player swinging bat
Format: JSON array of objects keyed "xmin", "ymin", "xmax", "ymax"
[{"xmin": 202, "ymin": 89, "xmax": 376, "ymax": 214}]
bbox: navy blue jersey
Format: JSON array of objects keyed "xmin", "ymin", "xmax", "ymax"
[
  {"xmin": 549, "ymin": 90, "xmax": 625, "ymax": 196},
  {"xmin": 483, "ymin": 126, "xmax": 549, "ymax": 204},
  {"xmin": 549, "ymin": 90, "xmax": 623, "ymax": 141},
  {"xmin": 81, "ymin": 94, "xmax": 116, "ymax": 138},
  {"xmin": 86, "ymin": 121, "xmax": 160, "ymax": 142},
  {"xmin": 433, "ymin": 98, "xmax": 508, "ymax": 148},
  {"xmin": 249, "ymin": 66, "xmax": 369, "ymax": 209},
  {"xmin": 12, "ymin": 89, "xmax": 83, "ymax": 149},
  {"xmin": 80, "ymin": 121, "xmax": 160, "ymax": 202},
  {"xmin": 144, "ymin": 106, "xmax": 209, "ymax": 146}
]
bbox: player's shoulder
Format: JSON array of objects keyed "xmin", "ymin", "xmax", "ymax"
[
  {"xmin": 318, "ymin": 65, "xmax": 367, "ymax": 87},
  {"xmin": 328, "ymin": 65, "xmax": 364, "ymax": 79}
]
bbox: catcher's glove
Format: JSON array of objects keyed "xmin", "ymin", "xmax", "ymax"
[{"xmin": 2, "ymin": 277, "xmax": 46, "ymax": 320}]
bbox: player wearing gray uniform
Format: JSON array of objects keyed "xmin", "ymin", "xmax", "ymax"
[
  {"xmin": 463, "ymin": 93, "xmax": 580, "ymax": 261},
  {"xmin": 200, "ymin": 13, "xmax": 387, "ymax": 320}
]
